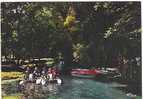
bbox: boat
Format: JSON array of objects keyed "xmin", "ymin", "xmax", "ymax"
[{"xmin": 71, "ymin": 69, "xmax": 103, "ymax": 78}]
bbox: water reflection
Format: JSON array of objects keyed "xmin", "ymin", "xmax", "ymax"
[{"xmin": 20, "ymin": 82, "xmax": 60, "ymax": 99}]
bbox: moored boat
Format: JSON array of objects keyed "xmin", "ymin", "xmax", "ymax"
[{"xmin": 71, "ymin": 69, "xmax": 102, "ymax": 78}]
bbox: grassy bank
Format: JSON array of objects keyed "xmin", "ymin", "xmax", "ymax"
[
  {"xmin": 2, "ymin": 94, "xmax": 23, "ymax": 99},
  {"xmin": 1, "ymin": 72, "xmax": 25, "ymax": 80}
]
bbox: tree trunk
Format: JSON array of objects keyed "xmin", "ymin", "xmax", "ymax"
[{"xmin": 62, "ymin": 31, "xmax": 73, "ymax": 74}]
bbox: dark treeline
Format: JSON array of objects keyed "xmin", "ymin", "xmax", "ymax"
[{"xmin": 1, "ymin": 2, "xmax": 141, "ymax": 81}]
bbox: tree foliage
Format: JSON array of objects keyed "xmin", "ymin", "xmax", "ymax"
[{"xmin": 1, "ymin": 2, "xmax": 141, "ymax": 68}]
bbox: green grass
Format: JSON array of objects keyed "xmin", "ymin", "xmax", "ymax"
[
  {"xmin": 2, "ymin": 95, "xmax": 62, "ymax": 99},
  {"xmin": 2, "ymin": 94, "xmax": 23, "ymax": 99}
]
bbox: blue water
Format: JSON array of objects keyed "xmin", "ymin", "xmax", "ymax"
[
  {"xmin": 58, "ymin": 77, "xmax": 130, "ymax": 99},
  {"xmin": 2, "ymin": 76, "xmax": 131, "ymax": 99}
]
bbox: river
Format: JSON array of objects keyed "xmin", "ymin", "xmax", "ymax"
[{"xmin": 2, "ymin": 76, "xmax": 135, "ymax": 99}]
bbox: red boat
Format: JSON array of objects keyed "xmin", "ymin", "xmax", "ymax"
[{"xmin": 71, "ymin": 69, "xmax": 103, "ymax": 78}]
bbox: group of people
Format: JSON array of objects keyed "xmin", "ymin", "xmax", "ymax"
[{"xmin": 20, "ymin": 66, "xmax": 62, "ymax": 86}]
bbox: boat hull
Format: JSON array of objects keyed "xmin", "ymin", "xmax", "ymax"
[
  {"xmin": 71, "ymin": 73, "xmax": 95, "ymax": 78},
  {"xmin": 71, "ymin": 69, "xmax": 102, "ymax": 78}
]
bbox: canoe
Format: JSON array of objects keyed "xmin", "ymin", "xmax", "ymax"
[
  {"xmin": 71, "ymin": 73, "xmax": 96, "ymax": 78},
  {"xmin": 71, "ymin": 69, "xmax": 102, "ymax": 78}
]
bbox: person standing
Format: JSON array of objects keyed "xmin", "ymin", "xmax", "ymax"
[
  {"xmin": 58, "ymin": 59, "xmax": 64, "ymax": 71},
  {"xmin": 122, "ymin": 57, "xmax": 129, "ymax": 80}
]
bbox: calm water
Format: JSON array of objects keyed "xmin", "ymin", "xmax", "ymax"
[{"xmin": 2, "ymin": 76, "xmax": 131, "ymax": 99}]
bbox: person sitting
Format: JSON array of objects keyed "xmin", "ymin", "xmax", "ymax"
[
  {"xmin": 41, "ymin": 66, "xmax": 47, "ymax": 77},
  {"xmin": 25, "ymin": 67, "xmax": 31, "ymax": 80},
  {"xmin": 28, "ymin": 73, "xmax": 34, "ymax": 82},
  {"xmin": 52, "ymin": 68, "xmax": 56, "ymax": 79},
  {"xmin": 41, "ymin": 75, "xmax": 47, "ymax": 85},
  {"xmin": 47, "ymin": 68, "xmax": 53, "ymax": 81},
  {"xmin": 52, "ymin": 66, "xmax": 60, "ymax": 79},
  {"xmin": 55, "ymin": 67, "xmax": 60, "ymax": 77},
  {"xmin": 33, "ymin": 67, "xmax": 40, "ymax": 80}
]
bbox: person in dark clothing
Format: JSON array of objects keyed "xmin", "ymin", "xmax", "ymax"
[
  {"xmin": 41, "ymin": 66, "xmax": 47, "ymax": 77},
  {"xmin": 33, "ymin": 67, "xmax": 40, "ymax": 79},
  {"xmin": 25, "ymin": 67, "xmax": 31, "ymax": 80}
]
